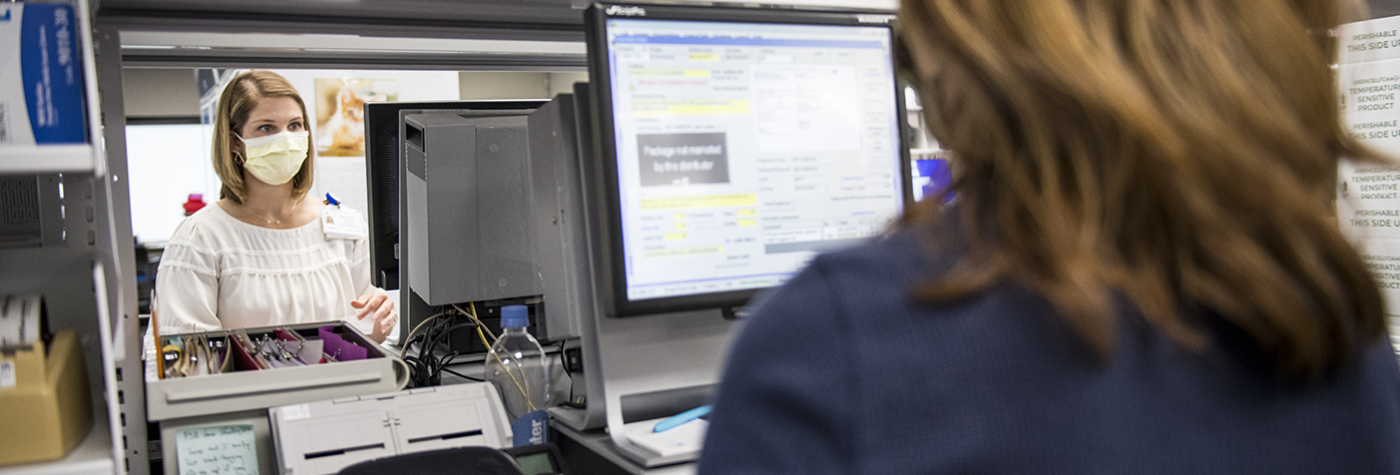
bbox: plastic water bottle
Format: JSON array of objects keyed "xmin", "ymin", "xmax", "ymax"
[{"xmin": 486, "ymin": 305, "xmax": 550, "ymax": 446}]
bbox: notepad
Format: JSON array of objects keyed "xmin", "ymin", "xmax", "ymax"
[
  {"xmin": 176, "ymin": 424, "xmax": 259, "ymax": 474},
  {"xmin": 622, "ymin": 417, "xmax": 707, "ymax": 458}
]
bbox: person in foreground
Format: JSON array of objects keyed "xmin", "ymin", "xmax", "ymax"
[
  {"xmin": 698, "ymin": 0, "xmax": 1400, "ymax": 473},
  {"xmin": 156, "ymin": 70, "xmax": 396, "ymax": 343}
]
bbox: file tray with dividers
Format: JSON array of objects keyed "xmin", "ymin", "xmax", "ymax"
[
  {"xmin": 147, "ymin": 321, "xmax": 409, "ymax": 475},
  {"xmin": 146, "ymin": 321, "xmax": 409, "ymax": 421}
]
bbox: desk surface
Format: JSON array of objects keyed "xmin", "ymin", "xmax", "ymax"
[{"xmin": 554, "ymin": 424, "xmax": 696, "ymax": 475}]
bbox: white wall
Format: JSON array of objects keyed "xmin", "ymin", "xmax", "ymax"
[
  {"xmin": 125, "ymin": 124, "xmax": 215, "ymax": 245},
  {"xmin": 548, "ymin": 71, "xmax": 590, "ymax": 98},
  {"xmin": 123, "ymin": 68, "xmax": 201, "ymax": 118},
  {"xmin": 458, "ymin": 71, "xmax": 548, "ymax": 100},
  {"xmin": 455, "ymin": 71, "xmax": 589, "ymax": 100}
]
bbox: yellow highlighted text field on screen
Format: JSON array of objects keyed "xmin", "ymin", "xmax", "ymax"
[
  {"xmin": 642, "ymin": 194, "xmax": 758, "ymax": 210},
  {"xmin": 630, "ymin": 68, "xmax": 712, "ymax": 77},
  {"xmin": 633, "ymin": 98, "xmax": 751, "ymax": 116},
  {"xmin": 738, "ymin": 219, "xmax": 756, "ymax": 226},
  {"xmin": 643, "ymin": 246, "xmax": 724, "ymax": 257}
]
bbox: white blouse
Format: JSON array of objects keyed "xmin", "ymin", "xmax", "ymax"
[{"xmin": 154, "ymin": 203, "xmax": 374, "ymax": 334}]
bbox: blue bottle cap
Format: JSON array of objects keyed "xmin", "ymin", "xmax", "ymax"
[{"xmin": 501, "ymin": 305, "xmax": 529, "ymax": 328}]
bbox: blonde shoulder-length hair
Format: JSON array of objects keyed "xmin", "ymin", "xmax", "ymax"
[
  {"xmin": 899, "ymin": 0, "xmax": 1382, "ymax": 379},
  {"xmin": 211, "ymin": 70, "xmax": 314, "ymax": 204}
]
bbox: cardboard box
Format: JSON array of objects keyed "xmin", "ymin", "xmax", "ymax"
[{"xmin": 0, "ymin": 330, "xmax": 94, "ymax": 466}]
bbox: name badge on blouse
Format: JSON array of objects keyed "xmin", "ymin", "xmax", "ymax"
[{"xmin": 322, "ymin": 207, "xmax": 367, "ymax": 240}]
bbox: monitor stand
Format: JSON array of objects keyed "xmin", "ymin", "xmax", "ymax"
[
  {"xmin": 529, "ymin": 90, "xmax": 739, "ymax": 468},
  {"xmin": 552, "ymin": 306, "xmax": 735, "ymax": 468}
]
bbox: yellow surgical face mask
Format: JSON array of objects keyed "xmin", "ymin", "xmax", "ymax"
[{"xmin": 237, "ymin": 130, "xmax": 309, "ymax": 186}]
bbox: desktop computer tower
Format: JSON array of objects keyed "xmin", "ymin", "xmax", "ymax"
[{"xmin": 402, "ymin": 113, "xmax": 540, "ymax": 306}]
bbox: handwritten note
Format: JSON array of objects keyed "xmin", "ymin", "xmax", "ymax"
[{"xmin": 176, "ymin": 424, "xmax": 259, "ymax": 475}]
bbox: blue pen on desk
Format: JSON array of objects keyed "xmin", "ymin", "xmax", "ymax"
[{"xmin": 654, "ymin": 405, "xmax": 712, "ymax": 433}]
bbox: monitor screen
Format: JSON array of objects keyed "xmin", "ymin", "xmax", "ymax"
[
  {"xmin": 912, "ymin": 156, "xmax": 954, "ymax": 203},
  {"xmin": 587, "ymin": 4, "xmax": 911, "ymax": 316}
]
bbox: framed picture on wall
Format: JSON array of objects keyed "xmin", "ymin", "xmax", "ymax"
[{"xmin": 314, "ymin": 78, "xmax": 399, "ymax": 157}]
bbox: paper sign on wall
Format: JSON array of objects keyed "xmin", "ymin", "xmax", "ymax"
[
  {"xmin": 176, "ymin": 424, "xmax": 259, "ymax": 475},
  {"xmin": 1337, "ymin": 14, "xmax": 1400, "ymax": 350}
]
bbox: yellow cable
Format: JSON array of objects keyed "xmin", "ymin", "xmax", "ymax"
[{"xmin": 453, "ymin": 303, "xmax": 497, "ymax": 341}]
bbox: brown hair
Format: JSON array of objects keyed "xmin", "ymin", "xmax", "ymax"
[
  {"xmin": 898, "ymin": 0, "xmax": 1382, "ymax": 379},
  {"xmin": 211, "ymin": 70, "xmax": 314, "ymax": 204}
]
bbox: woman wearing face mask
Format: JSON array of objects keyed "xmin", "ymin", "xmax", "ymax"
[{"xmin": 155, "ymin": 70, "xmax": 396, "ymax": 344}]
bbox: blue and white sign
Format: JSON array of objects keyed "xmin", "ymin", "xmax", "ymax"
[{"xmin": 0, "ymin": 3, "xmax": 86, "ymax": 145}]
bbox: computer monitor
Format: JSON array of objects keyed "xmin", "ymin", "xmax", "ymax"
[
  {"xmin": 585, "ymin": 3, "xmax": 913, "ymax": 317},
  {"xmin": 363, "ymin": 100, "xmax": 546, "ymax": 291},
  {"xmin": 912, "ymin": 155, "xmax": 954, "ymax": 202}
]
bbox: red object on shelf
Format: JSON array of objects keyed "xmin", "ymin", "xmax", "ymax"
[{"xmin": 182, "ymin": 194, "xmax": 207, "ymax": 216}]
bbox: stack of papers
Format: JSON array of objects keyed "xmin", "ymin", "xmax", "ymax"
[{"xmin": 621, "ymin": 417, "xmax": 708, "ymax": 458}]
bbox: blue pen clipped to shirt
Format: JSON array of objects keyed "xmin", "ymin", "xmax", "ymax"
[{"xmin": 654, "ymin": 405, "xmax": 712, "ymax": 433}]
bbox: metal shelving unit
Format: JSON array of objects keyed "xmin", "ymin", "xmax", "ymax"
[
  {"xmin": 0, "ymin": 145, "xmax": 101, "ymax": 175},
  {"xmin": 0, "ymin": 0, "xmax": 146, "ymax": 472},
  {"xmin": 0, "ymin": 250, "xmax": 117, "ymax": 474},
  {"xmin": 0, "ymin": 423, "xmax": 113, "ymax": 475}
]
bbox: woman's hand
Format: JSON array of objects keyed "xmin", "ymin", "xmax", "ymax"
[{"xmin": 350, "ymin": 289, "xmax": 397, "ymax": 344}]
